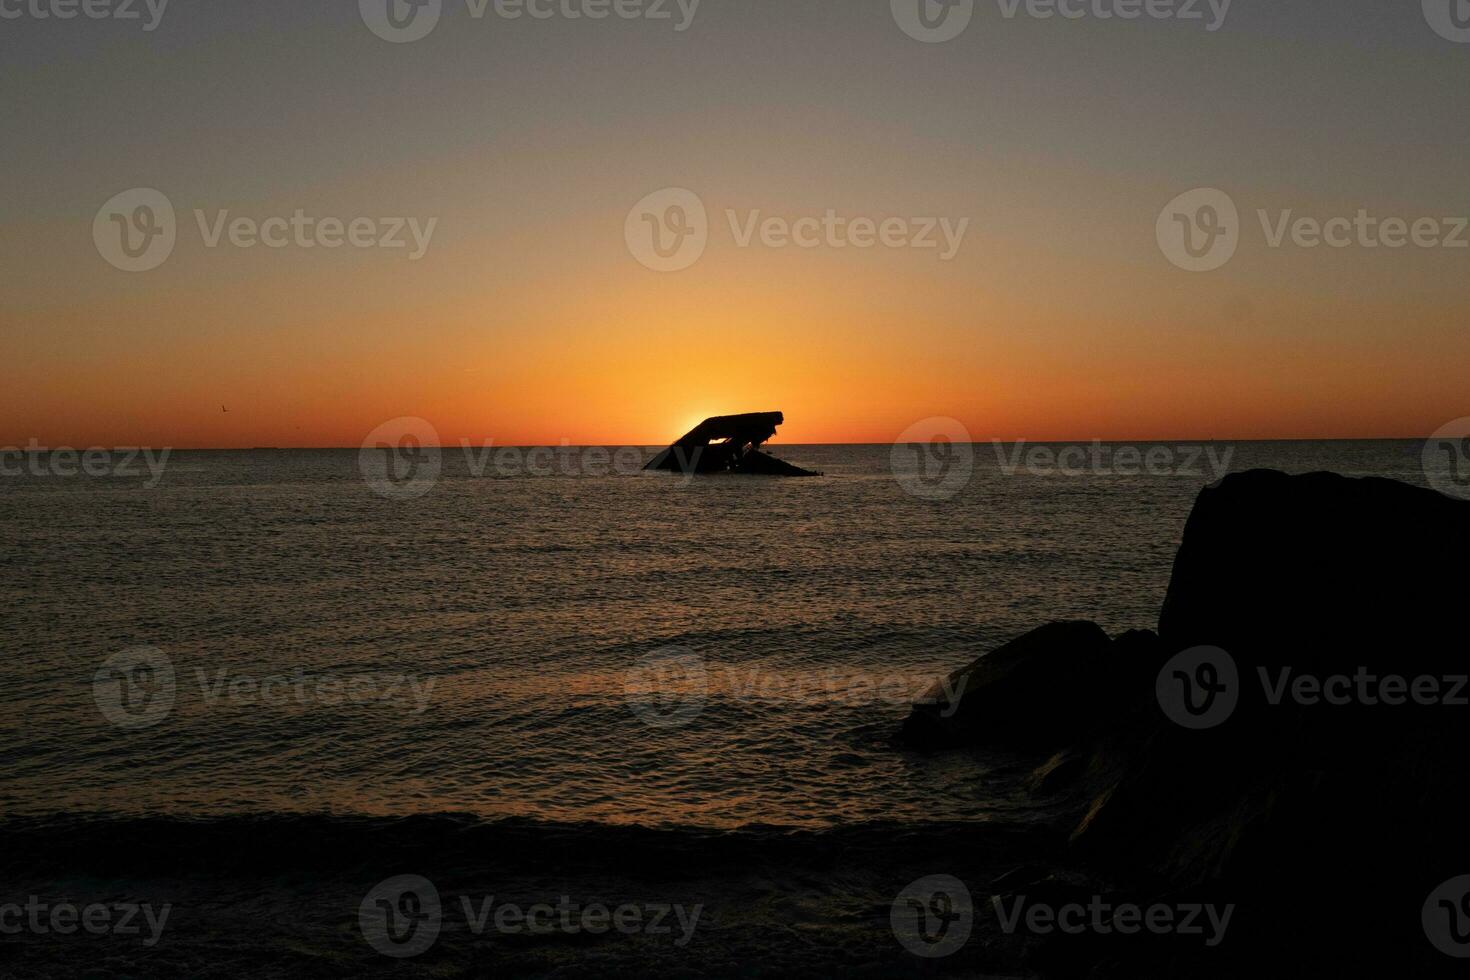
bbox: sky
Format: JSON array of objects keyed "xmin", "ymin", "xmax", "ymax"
[{"xmin": 2, "ymin": 0, "xmax": 1468, "ymax": 447}]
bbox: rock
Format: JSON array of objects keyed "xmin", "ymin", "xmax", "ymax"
[
  {"xmin": 911, "ymin": 470, "xmax": 1470, "ymax": 974},
  {"xmin": 1160, "ymin": 469, "xmax": 1468, "ymax": 682},
  {"xmin": 899, "ymin": 621, "xmax": 1112, "ymax": 749},
  {"xmin": 1070, "ymin": 470, "xmax": 1470, "ymax": 973},
  {"xmin": 1024, "ymin": 750, "xmax": 1086, "ymax": 796},
  {"xmin": 901, "ymin": 625, "xmax": 1167, "ymax": 752},
  {"xmin": 991, "ymin": 865, "xmax": 1051, "ymax": 891}
]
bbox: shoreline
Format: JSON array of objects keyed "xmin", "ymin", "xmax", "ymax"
[{"xmin": 0, "ymin": 812, "xmax": 1068, "ymax": 978}]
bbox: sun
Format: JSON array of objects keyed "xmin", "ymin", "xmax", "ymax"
[{"xmin": 675, "ymin": 412, "xmax": 713, "ymax": 437}]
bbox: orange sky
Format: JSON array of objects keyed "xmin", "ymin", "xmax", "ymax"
[{"xmin": 4, "ymin": 3, "xmax": 1467, "ymax": 448}]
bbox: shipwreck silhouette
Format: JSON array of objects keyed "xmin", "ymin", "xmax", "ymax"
[{"xmin": 644, "ymin": 412, "xmax": 820, "ymax": 477}]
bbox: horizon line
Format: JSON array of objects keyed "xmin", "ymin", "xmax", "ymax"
[{"xmin": 3, "ymin": 436, "xmax": 1440, "ymax": 451}]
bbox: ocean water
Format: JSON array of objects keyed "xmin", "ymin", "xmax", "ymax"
[{"xmin": 0, "ymin": 440, "xmax": 1432, "ymax": 829}]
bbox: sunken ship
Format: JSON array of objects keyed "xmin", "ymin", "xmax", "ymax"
[{"xmin": 644, "ymin": 412, "xmax": 820, "ymax": 477}]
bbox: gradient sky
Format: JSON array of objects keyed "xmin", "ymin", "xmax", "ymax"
[{"xmin": 3, "ymin": 0, "xmax": 1467, "ymax": 447}]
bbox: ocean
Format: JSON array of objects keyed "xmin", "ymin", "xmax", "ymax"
[{"xmin": 0, "ymin": 440, "xmax": 1433, "ymax": 830}]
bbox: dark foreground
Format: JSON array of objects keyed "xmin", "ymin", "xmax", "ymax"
[
  {"xmin": 5, "ymin": 468, "xmax": 1467, "ymax": 978},
  {"xmin": 0, "ymin": 813, "xmax": 1077, "ymax": 978}
]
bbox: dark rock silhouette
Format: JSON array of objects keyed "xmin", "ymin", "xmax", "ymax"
[
  {"xmin": 644, "ymin": 412, "xmax": 820, "ymax": 477},
  {"xmin": 901, "ymin": 621, "xmax": 1111, "ymax": 749},
  {"xmin": 903, "ymin": 469, "xmax": 1470, "ymax": 976},
  {"xmin": 1158, "ymin": 469, "xmax": 1468, "ymax": 683}
]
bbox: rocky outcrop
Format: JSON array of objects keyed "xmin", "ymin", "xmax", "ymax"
[
  {"xmin": 900, "ymin": 621, "xmax": 1111, "ymax": 749},
  {"xmin": 901, "ymin": 624, "xmax": 1168, "ymax": 751},
  {"xmin": 1159, "ymin": 468, "xmax": 1468, "ymax": 682},
  {"xmin": 906, "ymin": 470, "xmax": 1470, "ymax": 975}
]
